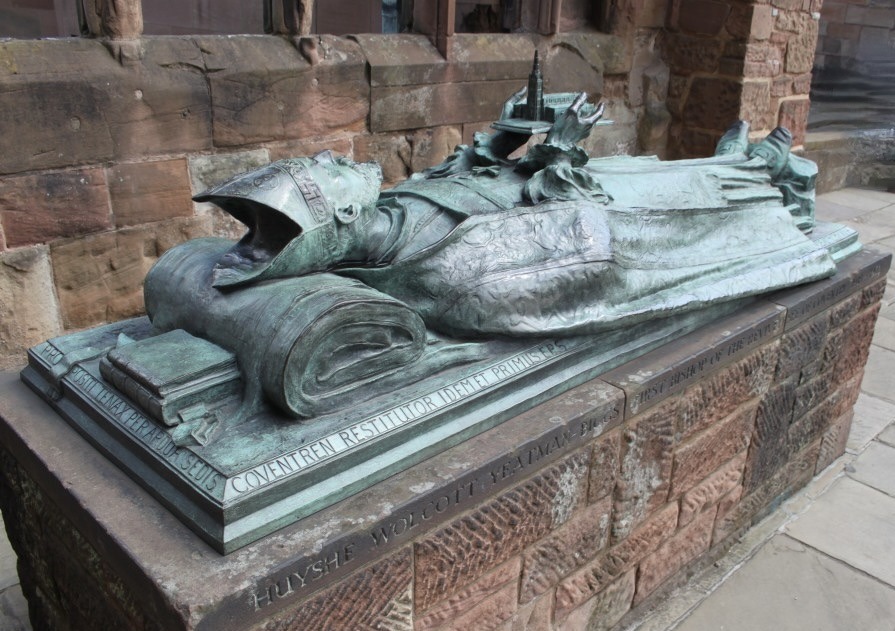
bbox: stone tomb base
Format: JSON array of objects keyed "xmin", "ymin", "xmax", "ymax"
[{"xmin": 0, "ymin": 248, "xmax": 889, "ymax": 631}]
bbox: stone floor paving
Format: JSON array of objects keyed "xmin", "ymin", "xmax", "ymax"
[{"xmin": 0, "ymin": 188, "xmax": 893, "ymax": 631}]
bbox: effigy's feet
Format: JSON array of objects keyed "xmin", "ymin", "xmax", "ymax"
[
  {"xmin": 715, "ymin": 120, "xmax": 750, "ymax": 155},
  {"xmin": 748, "ymin": 127, "xmax": 793, "ymax": 177}
]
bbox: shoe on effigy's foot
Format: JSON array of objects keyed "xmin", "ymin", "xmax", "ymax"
[
  {"xmin": 748, "ymin": 127, "xmax": 793, "ymax": 178},
  {"xmin": 715, "ymin": 120, "xmax": 750, "ymax": 155}
]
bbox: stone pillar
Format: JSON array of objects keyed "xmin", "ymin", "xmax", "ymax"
[
  {"xmin": 78, "ymin": 0, "xmax": 144, "ymax": 63},
  {"xmin": 665, "ymin": 0, "xmax": 821, "ymax": 157}
]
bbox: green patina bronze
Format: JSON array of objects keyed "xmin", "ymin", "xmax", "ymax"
[{"xmin": 20, "ymin": 58, "xmax": 863, "ymax": 551}]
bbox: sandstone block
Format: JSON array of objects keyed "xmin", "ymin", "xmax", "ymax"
[
  {"xmin": 634, "ymin": 506, "xmax": 716, "ymax": 604},
  {"xmin": 776, "ymin": 311, "xmax": 829, "ymax": 382},
  {"xmin": 785, "ymin": 24, "xmax": 820, "ymax": 74},
  {"xmin": 0, "ymin": 168, "xmax": 112, "ymax": 248},
  {"xmin": 544, "ymin": 38, "xmax": 606, "ymax": 96},
  {"xmin": 678, "ymin": 342, "xmax": 777, "ymax": 441},
  {"xmin": 685, "ymin": 77, "xmax": 742, "ymax": 132},
  {"xmin": 861, "ymin": 278, "xmax": 887, "ymax": 309},
  {"xmin": 353, "ymin": 133, "xmax": 413, "ymax": 185},
  {"xmin": 744, "ymin": 379, "xmax": 796, "ymax": 488},
  {"xmin": 815, "ymin": 410, "xmax": 853, "ymax": 473},
  {"xmin": 739, "ymin": 80, "xmax": 772, "ymax": 130},
  {"xmin": 50, "ymin": 216, "xmax": 212, "ymax": 328},
  {"xmin": 671, "ymin": 406, "xmax": 755, "ymax": 497},
  {"xmin": 266, "ymin": 136, "xmax": 352, "ymax": 162},
  {"xmin": 498, "ymin": 593, "xmax": 552, "ymax": 631},
  {"xmin": 413, "ymin": 448, "xmax": 590, "ymax": 610},
  {"xmin": 612, "ymin": 399, "xmax": 676, "ymax": 541},
  {"xmin": 259, "ymin": 548, "xmax": 414, "ymax": 631},
  {"xmin": 715, "ymin": 440, "xmax": 819, "ymax": 542},
  {"xmin": 679, "ymin": 451, "xmax": 747, "ymax": 526},
  {"xmin": 203, "ymin": 35, "xmax": 368, "ymax": 146},
  {"xmin": 416, "ymin": 558, "xmax": 521, "ymax": 630},
  {"xmin": 791, "ymin": 371, "xmax": 835, "ymax": 421},
  {"xmin": 710, "ymin": 484, "xmax": 744, "ymax": 546},
  {"xmin": 371, "ymin": 79, "xmax": 523, "ymax": 133},
  {"xmin": 665, "ymin": 34, "xmax": 724, "ymax": 74},
  {"xmin": 677, "ymin": 0, "xmax": 731, "ymax": 34},
  {"xmin": 108, "ymin": 159, "xmax": 193, "ymax": 228},
  {"xmin": 832, "ymin": 305, "xmax": 880, "ymax": 386},
  {"xmin": 559, "ymin": 569, "xmax": 635, "ymax": 630},
  {"xmin": 519, "ymin": 496, "xmax": 612, "ymax": 602},
  {"xmin": 555, "ymin": 503, "xmax": 678, "ymax": 618},
  {"xmin": 0, "ymin": 246, "xmax": 62, "ymax": 368},
  {"xmin": 771, "ymin": 76, "xmax": 793, "ymax": 98},
  {"xmin": 829, "ymin": 293, "xmax": 862, "ymax": 329},
  {"xmin": 778, "ymin": 97, "xmax": 811, "ymax": 146},
  {"xmin": 409, "ymin": 126, "xmax": 463, "ymax": 174},
  {"xmin": 588, "ymin": 427, "xmax": 621, "ymax": 503}
]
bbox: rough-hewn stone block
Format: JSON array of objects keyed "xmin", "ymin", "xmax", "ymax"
[
  {"xmin": 0, "ymin": 168, "xmax": 112, "ymax": 247},
  {"xmin": 559, "ymin": 568, "xmax": 635, "ymax": 630},
  {"xmin": 677, "ymin": 0, "xmax": 731, "ymax": 35},
  {"xmin": 743, "ymin": 382, "xmax": 796, "ymax": 492},
  {"xmin": 678, "ymin": 342, "xmax": 777, "ymax": 441},
  {"xmin": 259, "ymin": 548, "xmax": 414, "ymax": 631},
  {"xmin": 785, "ymin": 23, "xmax": 820, "ymax": 74},
  {"xmin": 519, "ymin": 495, "xmax": 612, "ymax": 602},
  {"xmin": 665, "ymin": 34, "xmax": 724, "ymax": 75},
  {"xmin": 679, "ymin": 451, "xmax": 746, "ymax": 526},
  {"xmin": 353, "ymin": 133, "xmax": 413, "ymax": 185},
  {"xmin": 416, "ymin": 557, "xmax": 521, "ymax": 630},
  {"xmin": 739, "ymin": 80, "xmax": 772, "ymax": 130},
  {"xmin": 778, "ymin": 97, "xmax": 811, "ymax": 145},
  {"xmin": 634, "ymin": 506, "xmax": 716, "ymax": 604},
  {"xmin": 684, "ymin": 76, "xmax": 742, "ymax": 132},
  {"xmin": 612, "ymin": 399, "xmax": 676, "ymax": 541},
  {"xmin": 413, "ymin": 448, "xmax": 590, "ymax": 610},
  {"xmin": 50, "ymin": 216, "xmax": 212, "ymax": 328},
  {"xmin": 0, "ymin": 246, "xmax": 62, "ymax": 368},
  {"xmin": 816, "ymin": 409, "xmax": 853, "ymax": 473},
  {"xmin": 832, "ymin": 305, "xmax": 880, "ymax": 386},
  {"xmin": 588, "ymin": 427, "xmax": 621, "ymax": 503},
  {"xmin": 497, "ymin": 592, "xmax": 552, "ymax": 631},
  {"xmin": 108, "ymin": 159, "xmax": 193, "ymax": 228},
  {"xmin": 555, "ymin": 503, "xmax": 678, "ymax": 619},
  {"xmin": 671, "ymin": 406, "xmax": 755, "ymax": 497},
  {"xmin": 267, "ymin": 136, "xmax": 352, "ymax": 162},
  {"xmin": 776, "ymin": 312, "xmax": 829, "ymax": 382},
  {"xmin": 408, "ymin": 126, "xmax": 463, "ymax": 174},
  {"xmin": 203, "ymin": 35, "xmax": 368, "ymax": 146}
]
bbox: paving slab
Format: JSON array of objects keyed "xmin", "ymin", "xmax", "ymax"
[
  {"xmin": 673, "ymin": 534, "xmax": 895, "ymax": 631},
  {"xmin": 872, "ymin": 314, "xmax": 895, "ymax": 352},
  {"xmin": 820, "ymin": 189, "xmax": 894, "ymax": 213},
  {"xmin": 878, "ymin": 423, "xmax": 895, "ymax": 447},
  {"xmin": 857, "ymin": 345, "xmax": 895, "ymax": 405},
  {"xmin": 847, "ymin": 392, "xmax": 895, "ymax": 453},
  {"xmin": 785, "ymin": 476, "xmax": 895, "ymax": 587},
  {"xmin": 839, "ymin": 188, "xmax": 895, "ymax": 204},
  {"xmin": 815, "ymin": 199, "xmax": 874, "ymax": 223},
  {"xmin": 847, "ymin": 440, "xmax": 895, "ymax": 497}
]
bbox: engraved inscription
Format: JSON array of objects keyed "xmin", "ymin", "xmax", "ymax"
[
  {"xmin": 38, "ymin": 342, "xmax": 64, "ymax": 366},
  {"xmin": 226, "ymin": 340, "xmax": 578, "ymax": 499},
  {"xmin": 635, "ymin": 316, "xmax": 782, "ymax": 409},
  {"xmin": 66, "ymin": 366, "xmax": 223, "ymax": 495},
  {"xmin": 251, "ymin": 543, "xmax": 356, "ymax": 611}
]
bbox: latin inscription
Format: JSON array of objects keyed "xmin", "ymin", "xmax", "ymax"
[
  {"xmin": 38, "ymin": 342, "xmax": 64, "ymax": 366},
  {"xmin": 226, "ymin": 340, "xmax": 577, "ymax": 499},
  {"xmin": 633, "ymin": 314, "xmax": 782, "ymax": 411},
  {"xmin": 66, "ymin": 366, "xmax": 223, "ymax": 495},
  {"xmin": 248, "ymin": 394, "xmax": 621, "ymax": 613}
]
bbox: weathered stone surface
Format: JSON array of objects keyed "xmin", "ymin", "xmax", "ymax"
[
  {"xmin": 861, "ymin": 277, "xmax": 887, "ymax": 310},
  {"xmin": 560, "ymin": 569, "xmax": 635, "ymax": 630},
  {"xmin": 678, "ymin": 342, "xmax": 778, "ymax": 441},
  {"xmin": 771, "ymin": 76, "xmax": 793, "ymax": 98},
  {"xmin": 519, "ymin": 496, "xmax": 612, "ymax": 602},
  {"xmin": 785, "ymin": 22, "xmax": 820, "ymax": 74},
  {"xmin": 544, "ymin": 38, "xmax": 606, "ymax": 96},
  {"xmin": 409, "ymin": 126, "xmax": 463, "ymax": 174},
  {"xmin": 679, "ymin": 451, "xmax": 747, "ymax": 526},
  {"xmin": 612, "ymin": 398, "xmax": 676, "ymax": 541},
  {"xmin": 203, "ymin": 35, "xmax": 368, "ymax": 146},
  {"xmin": 776, "ymin": 312, "xmax": 829, "ymax": 383},
  {"xmin": 413, "ymin": 448, "xmax": 590, "ymax": 610},
  {"xmin": 743, "ymin": 382, "xmax": 796, "ymax": 492},
  {"xmin": 353, "ymin": 133, "xmax": 413, "ymax": 185},
  {"xmin": 588, "ymin": 427, "xmax": 621, "ymax": 503},
  {"xmin": 50, "ymin": 217, "xmax": 211, "ymax": 328},
  {"xmin": 433, "ymin": 580, "xmax": 517, "ymax": 631},
  {"xmin": 555, "ymin": 502, "xmax": 678, "ymax": 619},
  {"xmin": 634, "ymin": 506, "xmax": 716, "ymax": 604},
  {"xmin": 257, "ymin": 548, "xmax": 414, "ymax": 631},
  {"xmin": 677, "ymin": 0, "xmax": 731, "ymax": 35},
  {"xmin": 0, "ymin": 246, "xmax": 62, "ymax": 368},
  {"xmin": 416, "ymin": 557, "xmax": 521, "ymax": 630},
  {"xmin": 665, "ymin": 34, "xmax": 724, "ymax": 74},
  {"xmin": 715, "ymin": 440, "xmax": 820, "ymax": 543},
  {"xmin": 108, "ymin": 159, "xmax": 193, "ymax": 228},
  {"xmin": 684, "ymin": 76, "xmax": 742, "ymax": 131},
  {"xmin": 497, "ymin": 592, "xmax": 552, "ymax": 631},
  {"xmin": 711, "ymin": 483, "xmax": 744, "ymax": 546},
  {"xmin": 791, "ymin": 371, "xmax": 835, "ymax": 421},
  {"xmin": 266, "ymin": 136, "xmax": 352, "ymax": 162},
  {"xmin": 739, "ymin": 80, "xmax": 772, "ymax": 131},
  {"xmin": 0, "ymin": 168, "xmax": 112, "ymax": 248},
  {"xmin": 833, "ymin": 305, "xmax": 881, "ymax": 386},
  {"xmin": 371, "ymin": 79, "xmax": 523, "ymax": 133},
  {"xmin": 671, "ymin": 406, "xmax": 755, "ymax": 497},
  {"xmin": 778, "ymin": 97, "xmax": 811, "ymax": 146},
  {"xmin": 829, "ymin": 293, "xmax": 862, "ymax": 330},
  {"xmin": 188, "ymin": 149, "xmax": 270, "ymax": 239}
]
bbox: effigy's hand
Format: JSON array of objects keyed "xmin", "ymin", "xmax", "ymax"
[
  {"xmin": 546, "ymin": 93, "xmax": 604, "ymax": 146},
  {"xmin": 500, "ymin": 86, "xmax": 527, "ymax": 121}
]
